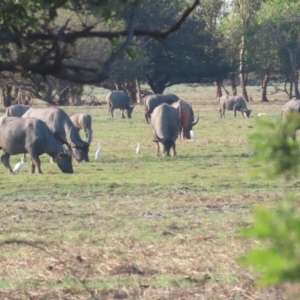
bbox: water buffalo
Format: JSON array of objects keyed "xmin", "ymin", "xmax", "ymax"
[
  {"xmin": 22, "ymin": 107, "xmax": 89, "ymax": 162},
  {"xmin": 0, "ymin": 117, "xmax": 73, "ymax": 174},
  {"xmin": 219, "ymin": 95, "xmax": 252, "ymax": 119},
  {"xmin": 145, "ymin": 94, "xmax": 179, "ymax": 124},
  {"xmin": 281, "ymin": 98, "xmax": 300, "ymax": 140},
  {"xmin": 151, "ymin": 103, "xmax": 180, "ymax": 156},
  {"xmin": 6, "ymin": 105, "xmax": 30, "ymax": 117},
  {"xmin": 106, "ymin": 91, "xmax": 135, "ymax": 118},
  {"xmin": 70, "ymin": 112, "xmax": 93, "ymax": 145},
  {"xmin": 171, "ymin": 100, "xmax": 199, "ymax": 139}
]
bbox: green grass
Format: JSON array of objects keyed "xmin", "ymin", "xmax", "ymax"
[{"xmin": 0, "ymin": 85, "xmax": 299, "ymax": 299}]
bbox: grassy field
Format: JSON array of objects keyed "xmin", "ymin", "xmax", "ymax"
[{"xmin": 0, "ymin": 85, "xmax": 299, "ymax": 299}]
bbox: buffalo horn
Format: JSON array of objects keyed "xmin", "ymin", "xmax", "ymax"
[
  {"xmin": 154, "ymin": 130, "xmax": 165, "ymax": 143},
  {"xmin": 191, "ymin": 113, "xmax": 199, "ymax": 126}
]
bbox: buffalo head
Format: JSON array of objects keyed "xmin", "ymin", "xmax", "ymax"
[
  {"xmin": 126, "ymin": 105, "xmax": 136, "ymax": 118},
  {"xmin": 68, "ymin": 126, "xmax": 90, "ymax": 162},
  {"xmin": 154, "ymin": 131, "xmax": 177, "ymax": 157},
  {"xmin": 243, "ymin": 109, "xmax": 252, "ymax": 119},
  {"xmin": 55, "ymin": 152, "xmax": 73, "ymax": 173}
]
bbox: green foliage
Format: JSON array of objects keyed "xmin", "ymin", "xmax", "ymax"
[
  {"xmin": 250, "ymin": 117, "xmax": 300, "ymax": 180},
  {"xmin": 241, "ymin": 115, "xmax": 300, "ymax": 286},
  {"xmin": 241, "ymin": 195, "xmax": 300, "ymax": 285}
]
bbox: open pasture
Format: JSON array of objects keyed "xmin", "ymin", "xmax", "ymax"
[{"xmin": 0, "ymin": 86, "xmax": 299, "ymax": 299}]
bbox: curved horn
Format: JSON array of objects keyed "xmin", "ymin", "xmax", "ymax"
[
  {"xmin": 86, "ymin": 129, "xmax": 93, "ymax": 145},
  {"xmin": 191, "ymin": 113, "xmax": 199, "ymax": 126},
  {"xmin": 67, "ymin": 126, "xmax": 77, "ymax": 147},
  {"xmin": 154, "ymin": 130, "xmax": 165, "ymax": 144}
]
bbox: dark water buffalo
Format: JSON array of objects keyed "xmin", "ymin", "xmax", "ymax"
[
  {"xmin": 70, "ymin": 112, "xmax": 93, "ymax": 145},
  {"xmin": 106, "ymin": 91, "xmax": 135, "ymax": 118},
  {"xmin": 171, "ymin": 100, "xmax": 199, "ymax": 139},
  {"xmin": 281, "ymin": 98, "xmax": 300, "ymax": 140},
  {"xmin": 219, "ymin": 95, "xmax": 252, "ymax": 119},
  {"xmin": 22, "ymin": 107, "xmax": 89, "ymax": 162},
  {"xmin": 151, "ymin": 103, "xmax": 180, "ymax": 156},
  {"xmin": 144, "ymin": 94, "xmax": 179, "ymax": 124},
  {"xmin": 6, "ymin": 105, "xmax": 30, "ymax": 117},
  {"xmin": 0, "ymin": 117, "xmax": 73, "ymax": 174}
]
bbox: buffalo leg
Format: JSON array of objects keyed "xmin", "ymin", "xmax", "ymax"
[
  {"xmin": 172, "ymin": 144, "xmax": 177, "ymax": 157},
  {"xmin": 233, "ymin": 106, "xmax": 237, "ymax": 117},
  {"xmin": 121, "ymin": 109, "xmax": 125, "ymax": 118},
  {"xmin": 1, "ymin": 152, "xmax": 13, "ymax": 174},
  {"xmin": 155, "ymin": 142, "xmax": 160, "ymax": 156},
  {"xmin": 220, "ymin": 108, "xmax": 225, "ymax": 118},
  {"xmin": 110, "ymin": 106, "xmax": 114, "ymax": 118},
  {"xmin": 31, "ymin": 156, "xmax": 43, "ymax": 174}
]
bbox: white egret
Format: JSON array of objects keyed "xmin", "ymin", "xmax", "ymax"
[
  {"xmin": 136, "ymin": 143, "xmax": 140, "ymax": 154},
  {"xmin": 257, "ymin": 113, "xmax": 266, "ymax": 117},
  {"xmin": 190, "ymin": 130, "xmax": 196, "ymax": 138},
  {"xmin": 95, "ymin": 143, "xmax": 101, "ymax": 160},
  {"xmin": 13, "ymin": 157, "xmax": 25, "ymax": 173}
]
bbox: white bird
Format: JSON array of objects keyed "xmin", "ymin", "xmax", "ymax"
[
  {"xmin": 257, "ymin": 113, "xmax": 267, "ymax": 117},
  {"xmin": 95, "ymin": 143, "xmax": 101, "ymax": 160},
  {"xmin": 190, "ymin": 130, "xmax": 196, "ymax": 138},
  {"xmin": 13, "ymin": 157, "xmax": 25, "ymax": 173},
  {"xmin": 136, "ymin": 143, "xmax": 140, "ymax": 155}
]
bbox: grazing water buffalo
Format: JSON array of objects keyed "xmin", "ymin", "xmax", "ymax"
[
  {"xmin": 144, "ymin": 94, "xmax": 179, "ymax": 124},
  {"xmin": 70, "ymin": 112, "xmax": 93, "ymax": 145},
  {"xmin": 6, "ymin": 105, "xmax": 30, "ymax": 117},
  {"xmin": 151, "ymin": 103, "xmax": 180, "ymax": 156},
  {"xmin": 171, "ymin": 100, "xmax": 199, "ymax": 139},
  {"xmin": 0, "ymin": 117, "xmax": 73, "ymax": 174},
  {"xmin": 219, "ymin": 95, "xmax": 252, "ymax": 119},
  {"xmin": 106, "ymin": 91, "xmax": 135, "ymax": 118},
  {"xmin": 281, "ymin": 98, "xmax": 300, "ymax": 140},
  {"xmin": 22, "ymin": 107, "xmax": 89, "ymax": 162}
]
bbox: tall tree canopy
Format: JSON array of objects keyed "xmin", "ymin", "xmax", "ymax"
[{"xmin": 0, "ymin": 0, "xmax": 199, "ymax": 84}]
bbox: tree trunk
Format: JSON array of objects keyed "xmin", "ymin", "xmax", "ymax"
[
  {"xmin": 1, "ymin": 86, "xmax": 12, "ymax": 107},
  {"xmin": 58, "ymin": 88, "xmax": 70, "ymax": 106},
  {"xmin": 261, "ymin": 74, "xmax": 269, "ymax": 102},
  {"xmin": 44, "ymin": 86, "xmax": 56, "ymax": 105},
  {"xmin": 69, "ymin": 85, "xmax": 83, "ymax": 106},
  {"xmin": 215, "ymin": 81, "xmax": 222, "ymax": 101},
  {"xmin": 135, "ymin": 78, "xmax": 142, "ymax": 104},
  {"xmin": 230, "ymin": 75, "xmax": 237, "ymax": 95},
  {"xmin": 239, "ymin": 35, "xmax": 249, "ymax": 102},
  {"xmin": 289, "ymin": 80, "xmax": 294, "ymax": 99},
  {"xmin": 288, "ymin": 49, "xmax": 300, "ymax": 98},
  {"xmin": 123, "ymin": 80, "xmax": 138, "ymax": 104}
]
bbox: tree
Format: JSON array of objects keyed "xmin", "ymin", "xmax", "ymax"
[
  {"xmin": 0, "ymin": 0, "xmax": 200, "ymax": 85},
  {"xmin": 232, "ymin": 0, "xmax": 261, "ymax": 101},
  {"xmin": 256, "ymin": 0, "xmax": 300, "ymax": 98},
  {"xmin": 112, "ymin": 0, "xmax": 233, "ymax": 94}
]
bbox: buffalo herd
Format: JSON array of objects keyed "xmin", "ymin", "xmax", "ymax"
[{"xmin": 0, "ymin": 89, "xmax": 259, "ymax": 174}]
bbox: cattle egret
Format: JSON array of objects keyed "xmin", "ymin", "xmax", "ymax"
[
  {"xmin": 95, "ymin": 143, "xmax": 101, "ymax": 160},
  {"xmin": 257, "ymin": 113, "xmax": 266, "ymax": 117},
  {"xmin": 13, "ymin": 157, "xmax": 25, "ymax": 173},
  {"xmin": 136, "ymin": 143, "xmax": 140, "ymax": 154},
  {"xmin": 190, "ymin": 130, "xmax": 196, "ymax": 138}
]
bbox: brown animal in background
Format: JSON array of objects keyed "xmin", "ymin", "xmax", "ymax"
[
  {"xmin": 70, "ymin": 112, "xmax": 93, "ymax": 145},
  {"xmin": 171, "ymin": 100, "xmax": 199, "ymax": 139}
]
